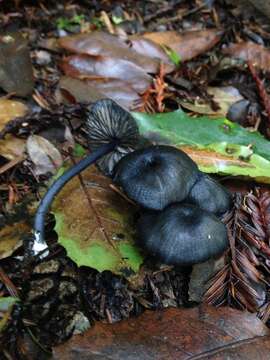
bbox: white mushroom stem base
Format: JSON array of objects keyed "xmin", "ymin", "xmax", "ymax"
[
  {"xmin": 33, "ymin": 232, "xmax": 49, "ymax": 258},
  {"xmin": 188, "ymin": 255, "xmax": 225, "ymax": 303}
]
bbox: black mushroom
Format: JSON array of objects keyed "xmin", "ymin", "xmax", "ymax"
[
  {"xmin": 186, "ymin": 173, "xmax": 232, "ymax": 215},
  {"xmin": 137, "ymin": 203, "xmax": 229, "ymax": 266},
  {"xmin": 113, "ymin": 145, "xmax": 199, "ymax": 210},
  {"xmin": 33, "ymin": 99, "xmax": 139, "ymax": 255},
  {"xmin": 86, "ymin": 99, "xmax": 139, "ymax": 176},
  {"xmin": 114, "ymin": 145, "xmax": 232, "ymax": 214}
]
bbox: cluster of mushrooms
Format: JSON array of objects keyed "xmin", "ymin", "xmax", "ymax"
[{"xmin": 34, "ymin": 99, "xmax": 232, "ymax": 268}]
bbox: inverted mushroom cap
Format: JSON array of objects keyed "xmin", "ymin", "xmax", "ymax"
[
  {"xmin": 187, "ymin": 173, "xmax": 232, "ymax": 215},
  {"xmin": 137, "ymin": 203, "xmax": 228, "ymax": 266},
  {"xmin": 86, "ymin": 99, "xmax": 139, "ymax": 175},
  {"xmin": 113, "ymin": 145, "xmax": 199, "ymax": 210}
]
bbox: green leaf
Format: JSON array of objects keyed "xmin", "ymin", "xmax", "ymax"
[
  {"xmin": 53, "ymin": 166, "xmax": 143, "ymax": 277},
  {"xmin": 56, "ymin": 14, "xmax": 85, "ymax": 31},
  {"xmin": 0, "ymin": 297, "xmax": 19, "ymax": 332},
  {"xmin": 132, "ymin": 110, "xmax": 270, "ymax": 182},
  {"xmin": 112, "ymin": 15, "xmax": 124, "ymax": 25},
  {"xmin": 162, "ymin": 45, "xmax": 181, "ymax": 66}
]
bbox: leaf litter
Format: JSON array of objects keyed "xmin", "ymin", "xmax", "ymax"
[{"xmin": 1, "ymin": 0, "xmax": 270, "ymax": 358}]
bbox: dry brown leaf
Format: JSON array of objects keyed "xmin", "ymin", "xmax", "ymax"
[
  {"xmin": 179, "ymin": 87, "xmax": 243, "ymax": 116},
  {"xmin": 58, "ymin": 76, "xmax": 140, "ymax": 110},
  {"xmin": 0, "ymin": 99, "xmax": 28, "ymax": 131},
  {"xmin": 26, "ymin": 135, "xmax": 63, "ymax": 175},
  {"xmin": 129, "ymin": 35, "xmax": 173, "ymax": 65},
  {"xmin": 58, "ymin": 31, "xmax": 164, "ymax": 74},
  {"xmin": 53, "ymin": 305, "xmax": 270, "ymax": 360},
  {"xmin": 58, "ymin": 76, "xmax": 105, "ymax": 104},
  {"xmin": 0, "ymin": 222, "xmax": 30, "ymax": 259},
  {"xmin": 61, "ymin": 54, "xmax": 152, "ymax": 93},
  {"xmin": 0, "ymin": 33, "xmax": 34, "ymax": 96},
  {"xmin": 0, "ymin": 134, "xmax": 26, "ymax": 160},
  {"xmin": 222, "ymin": 42, "xmax": 270, "ymax": 72},
  {"xmin": 143, "ymin": 29, "xmax": 223, "ymax": 61}
]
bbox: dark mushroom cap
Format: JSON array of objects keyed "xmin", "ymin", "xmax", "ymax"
[
  {"xmin": 86, "ymin": 99, "xmax": 139, "ymax": 175},
  {"xmin": 187, "ymin": 173, "xmax": 232, "ymax": 215},
  {"xmin": 113, "ymin": 145, "xmax": 199, "ymax": 210},
  {"xmin": 137, "ymin": 203, "xmax": 228, "ymax": 266}
]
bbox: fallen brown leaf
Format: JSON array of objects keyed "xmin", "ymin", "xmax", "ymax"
[
  {"xmin": 0, "ymin": 134, "xmax": 26, "ymax": 160},
  {"xmin": 0, "ymin": 222, "xmax": 30, "ymax": 259},
  {"xmin": 222, "ymin": 42, "xmax": 270, "ymax": 72},
  {"xmin": 58, "ymin": 76, "xmax": 140, "ymax": 110},
  {"xmin": 129, "ymin": 36, "xmax": 173, "ymax": 65},
  {"xmin": 143, "ymin": 29, "xmax": 223, "ymax": 62},
  {"xmin": 26, "ymin": 135, "xmax": 63, "ymax": 175},
  {"xmin": 0, "ymin": 99, "xmax": 28, "ymax": 131},
  {"xmin": 58, "ymin": 31, "xmax": 163, "ymax": 74},
  {"xmin": 180, "ymin": 86, "xmax": 243, "ymax": 116},
  {"xmin": 61, "ymin": 54, "xmax": 152, "ymax": 93},
  {"xmin": 53, "ymin": 305, "xmax": 270, "ymax": 360},
  {"xmin": 0, "ymin": 33, "xmax": 34, "ymax": 96}
]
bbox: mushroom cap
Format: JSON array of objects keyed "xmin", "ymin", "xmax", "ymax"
[
  {"xmin": 137, "ymin": 203, "xmax": 228, "ymax": 266},
  {"xmin": 113, "ymin": 145, "xmax": 199, "ymax": 210},
  {"xmin": 187, "ymin": 173, "xmax": 232, "ymax": 215},
  {"xmin": 86, "ymin": 99, "xmax": 139, "ymax": 176}
]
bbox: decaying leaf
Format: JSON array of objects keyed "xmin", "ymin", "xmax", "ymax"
[
  {"xmin": 0, "ymin": 134, "xmax": 25, "ymax": 161},
  {"xmin": 52, "ymin": 166, "xmax": 143, "ymax": 276},
  {"xmin": 26, "ymin": 135, "xmax": 63, "ymax": 175},
  {"xmin": 132, "ymin": 110, "xmax": 270, "ymax": 182},
  {"xmin": 53, "ymin": 305, "xmax": 270, "ymax": 360},
  {"xmin": 58, "ymin": 76, "xmax": 140, "ymax": 110},
  {"xmin": 0, "ymin": 222, "xmax": 30, "ymax": 259},
  {"xmin": 180, "ymin": 86, "xmax": 243, "ymax": 116},
  {"xmin": 0, "ymin": 297, "xmax": 19, "ymax": 332},
  {"xmin": 129, "ymin": 36, "xmax": 173, "ymax": 65},
  {"xmin": 61, "ymin": 55, "xmax": 152, "ymax": 93},
  {"xmin": 0, "ymin": 99, "xmax": 28, "ymax": 131},
  {"xmin": 223, "ymin": 42, "xmax": 270, "ymax": 72},
  {"xmin": 0, "ymin": 33, "xmax": 34, "ymax": 96},
  {"xmin": 58, "ymin": 76, "xmax": 105, "ymax": 104},
  {"xmin": 58, "ymin": 31, "xmax": 164, "ymax": 74},
  {"xmin": 143, "ymin": 29, "xmax": 223, "ymax": 61}
]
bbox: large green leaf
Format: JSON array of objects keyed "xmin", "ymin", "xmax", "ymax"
[
  {"xmin": 53, "ymin": 166, "xmax": 143, "ymax": 277},
  {"xmin": 132, "ymin": 110, "xmax": 270, "ymax": 182}
]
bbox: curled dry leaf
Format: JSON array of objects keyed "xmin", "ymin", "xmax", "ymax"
[
  {"xmin": 52, "ymin": 166, "xmax": 143, "ymax": 277},
  {"xmin": 222, "ymin": 42, "xmax": 270, "ymax": 72},
  {"xmin": 26, "ymin": 135, "xmax": 63, "ymax": 175},
  {"xmin": 0, "ymin": 33, "xmax": 34, "ymax": 96},
  {"xmin": 143, "ymin": 29, "xmax": 223, "ymax": 61},
  {"xmin": 0, "ymin": 99, "xmax": 28, "ymax": 131},
  {"xmin": 53, "ymin": 305, "xmax": 270, "ymax": 360}
]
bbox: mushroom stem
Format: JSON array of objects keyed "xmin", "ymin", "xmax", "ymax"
[{"xmin": 33, "ymin": 141, "xmax": 116, "ymax": 257}]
